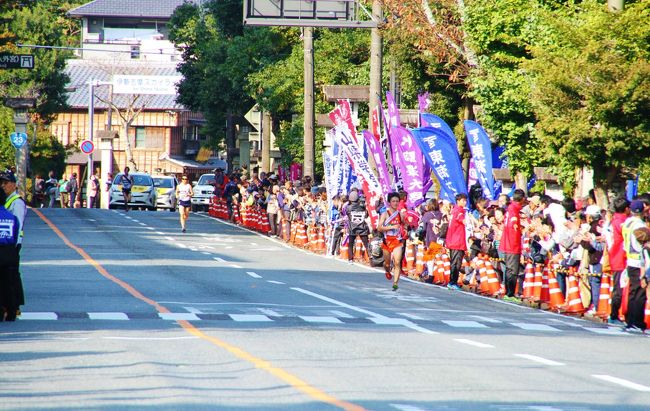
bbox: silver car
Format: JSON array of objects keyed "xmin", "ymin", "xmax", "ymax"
[
  {"xmin": 109, "ymin": 172, "xmax": 157, "ymax": 211},
  {"xmin": 153, "ymin": 175, "xmax": 178, "ymax": 212}
]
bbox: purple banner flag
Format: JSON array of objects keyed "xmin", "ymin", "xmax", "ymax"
[
  {"xmin": 390, "ymin": 126, "xmax": 427, "ymax": 207},
  {"xmin": 362, "ymin": 130, "xmax": 390, "ymax": 196},
  {"xmin": 417, "ymin": 92, "xmax": 430, "ymax": 114},
  {"xmin": 464, "ymin": 120, "xmax": 496, "ymax": 200},
  {"xmin": 386, "ymin": 91, "xmax": 401, "ymax": 128},
  {"xmin": 411, "ymin": 127, "xmax": 468, "ymax": 203}
]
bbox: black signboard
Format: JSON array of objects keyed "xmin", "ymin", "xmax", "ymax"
[{"xmin": 0, "ymin": 54, "xmax": 34, "ymax": 69}]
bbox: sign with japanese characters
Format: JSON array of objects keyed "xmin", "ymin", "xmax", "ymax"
[
  {"xmin": 112, "ymin": 75, "xmax": 181, "ymax": 95},
  {"xmin": 0, "ymin": 54, "xmax": 34, "ymax": 69},
  {"xmin": 464, "ymin": 120, "xmax": 496, "ymax": 200}
]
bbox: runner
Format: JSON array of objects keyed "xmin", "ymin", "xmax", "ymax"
[
  {"xmin": 176, "ymin": 175, "xmax": 193, "ymax": 232},
  {"xmin": 378, "ymin": 192, "xmax": 406, "ymax": 291},
  {"xmin": 121, "ymin": 167, "xmax": 134, "ymax": 212}
]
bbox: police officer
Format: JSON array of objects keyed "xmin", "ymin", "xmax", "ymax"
[
  {"xmin": 0, "ymin": 171, "xmax": 26, "ymax": 318},
  {"xmin": 621, "ymin": 200, "xmax": 648, "ymax": 331},
  {"xmin": 0, "ymin": 185, "xmax": 20, "ymax": 321}
]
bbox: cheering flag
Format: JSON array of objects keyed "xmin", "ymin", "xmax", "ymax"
[
  {"xmin": 389, "ymin": 126, "xmax": 427, "ymax": 207},
  {"xmin": 463, "ymin": 120, "xmax": 496, "ymax": 200},
  {"xmin": 362, "ymin": 130, "xmax": 391, "ymax": 196},
  {"xmin": 411, "ymin": 127, "xmax": 467, "ymax": 203}
]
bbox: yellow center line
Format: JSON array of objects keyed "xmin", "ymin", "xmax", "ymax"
[{"xmin": 32, "ymin": 209, "xmax": 366, "ymax": 411}]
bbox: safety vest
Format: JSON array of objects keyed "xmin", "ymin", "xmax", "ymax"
[
  {"xmin": 5, "ymin": 193, "xmax": 24, "ymax": 238},
  {"xmin": 622, "ymin": 217, "xmax": 645, "ymax": 267}
]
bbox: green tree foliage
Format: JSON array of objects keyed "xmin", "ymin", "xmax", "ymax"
[
  {"xmin": 29, "ymin": 127, "xmax": 67, "ymax": 177},
  {"xmin": 525, "ymin": 0, "xmax": 650, "ymax": 189}
]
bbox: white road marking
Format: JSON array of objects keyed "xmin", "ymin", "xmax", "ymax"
[
  {"xmin": 583, "ymin": 327, "xmax": 627, "ymax": 335},
  {"xmin": 453, "ymin": 338, "xmax": 495, "ymax": 348},
  {"xmin": 510, "ymin": 323, "xmax": 560, "ymax": 332},
  {"xmin": 368, "ymin": 317, "xmax": 439, "ymax": 334},
  {"xmin": 442, "ymin": 320, "xmax": 488, "ymax": 328},
  {"xmin": 201, "ymin": 252, "xmax": 211, "ymax": 255},
  {"xmin": 184, "ymin": 307, "xmax": 204, "ymax": 314},
  {"xmin": 138, "ymin": 223, "xmax": 146, "ymax": 226},
  {"xmin": 19, "ymin": 312, "xmax": 58, "ymax": 320},
  {"xmin": 155, "ymin": 231, "xmax": 165, "ymax": 235},
  {"xmin": 88, "ymin": 312, "xmax": 129, "ymax": 320},
  {"xmin": 145, "ymin": 227, "xmax": 155, "ymax": 230},
  {"xmin": 159, "ymin": 313, "xmax": 200, "ymax": 321},
  {"xmin": 250, "ymin": 242, "xmax": 257, "ymax": 246},
  {"xmin": 230, "ymin": 264, "xmax": 242, "ymax": 269},
  {"xmin": 390, "ymin": 403, "xmax": 430, "ymax": 411},
  {"xmin": 300, "ymin": 316, "xmax": 343, "ymax": 324},
  {"xmin": 225, "ymin": 246, "xmax": 233, "ymax": 249},
  {"xmin": 292, "ymin": 287, "xmax": 388, "ymax": 319},
  {"xmin": 548, "ymin": 318, "xmax": 584, "ymax": 327},
  {"xmin": 469, "ymin": 315, "xmax": 502, "ymax": 323},
  {"xmin": 213, "ymin": 257, "xmax": 226, "ymax": 262},
  {"xmin": 102, "ymin": 336, "xmax": 199, "ymax": 341},
  {"xmin": 398, "ymin": 312, "xmax": 425, "ymax": 320},
  {"xmin": 514, "ymin": 354, "xmax": 565, "ymax": 366},
  {"xmin": 177, "ymin": 243, "xmax": 187, "ymax": 248},
  {"xmin": 592, "ymin": 374, "xmax": 650, "ymax": 392},
  {"xmin": 131, "ymin": 219, "xmax": 140, "ymax": 223},
  {"xmin": 189, "ymin": 248, "xmax": 198, "ymax": 252},
  {"xmin": 164, "ymin": 236, "xmax": 174, "ymax": 241},
  {"xmin": 246, "ymin": 271, "xmax": 262, "ymax": 279},
  {"xmin": 267, "ymin": 280, "xmax": 285, "ymax": 285},
  {"xmin": 229, "ymin": 314, "xmax": 273, "ymax": 322},
  {"xmin": 258, "ymin": 308, "xmax": 282, "ymax": 317},
  {"xmin": 330, "ymin": 310, "xmax": 353, "ymax": 318}
]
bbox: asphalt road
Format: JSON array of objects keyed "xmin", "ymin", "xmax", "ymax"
[{"xmin": 0, "ymin": 208, "xmax": 648, "ymax": 411}]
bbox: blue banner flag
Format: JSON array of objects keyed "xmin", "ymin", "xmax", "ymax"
[
  {"xmin": 411, "ymin": 127, "xmax": 467, "ymax": 203},
  {"xmin": 463, "ymin": 120, "xmax": 496, "ymax": 200},
  {"xmin": 420, "ymin": 114, "xmax": 456, "ymax": 143}
]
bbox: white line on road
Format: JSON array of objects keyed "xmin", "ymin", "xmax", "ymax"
[
  {"xmin": 184, "ymin": 307, "xmax": 204, "ymax": 314},
  {"xmin": 300, "ymin": 316, "xmax": 343, "ymax": 324},
  {"xmin": 131, "ymin": 219, "xmax": 139, "ymax": 223},
  {"xmin": 159, "ymin": 313, "xmax": 200, "ymax": 321},
  {"xmin": 201, "ymin": 252, "xmax": 211, "ymax": 255},
  {"xmin": 145, "ymin": 227, "xmax": 155, "ymax": 230},
  {"xmin": 442, "ymin": 320, "xmax": 487, "ymax": 328},
  {"xmin": 18, "ymin": 312, "xmax": 58, "ymax": 320},
  {"xmin": 102, "ymin": 336, "xmax": 200, "ymax": 341},
  {"xmin": 138, "ymin": 223, "xmax": 146, "ymax": 226},
  {"xmin": 330, "ymin": 310, "xmax": 353, "ymax": 318},
  {"xmin": 258, "ymin": 308, "xmax": 282, "ymax": 317},
  {"xmin": 510, "ymin": 323, "xmax": 560, "ymax": 332},
  {"xmin": 177, "ymin": 243, "xmax": 187, "ymax": 248},
  {"xmin": 155, "ymin": 231, "xmax": 165, "ymax": 235},
  {"xmin": 469, "ymin": 315, "xmax": 502, "ymax": 323},
  {"xmin": 390, "ymin": 403, "xmax": 430, "ymax": 411},
  {"xmin": 229, "ymin": 314, "xmax": 273, "ymax": 322},
  {"xmin": 229, "ymin": 264, "xmax": 242, "ymax": 269},
  {"xmin": 592, "ymin": 375, "xmax": 650, "ymax": 392},
  {"xmin": 514, "ymin": 354, "xmax": 565, "ymax": 366},
  {"xmin": 246, "ymin": 271, "xmax": 262, "ymax": 278},
  {"xmin": 213, "ymin": 257, "xmax": 226, "ymax": 262},
  {"xmin": 88, "ymin": 312, "xmax": 129, "ymax": 320},
  {"xmin": 453, "ymin": 338, "xmax": 495, "ymax": 348},
  {"xmin": 398, "ymin": 312, "xmax": 425, "ymax": 320},
  {"xmin": 267, "ymin": 280, "xmax": 285, "ymax": 284},
  {"xmin": 164, "ymin": 236, "xmax": 174, "ymax": 241},
  {"xmin": 292, "ymin": 287, "xmax": 388, "ymax": 319}
]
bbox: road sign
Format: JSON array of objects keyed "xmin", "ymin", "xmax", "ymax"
[
  {"xmin": 9, "ymin": 132, "xmax": 27, "ymax": 149},
  {"xmin": 0, "ymin": 54, "xmax": 35, "ymax": 69},
  {"xmin": 80, "ymin": 139, "xmax": 95, "ymax": 155},
  {"xmin": 243, "ymin": 0, "xmax": 377, "ymax": 28}
]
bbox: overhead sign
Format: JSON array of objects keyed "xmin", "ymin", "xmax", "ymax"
[
  {"xmin": 0, "ymin": 54, "xmax": 34, "ymax": 69},
  {"xmin": 112, "ymin": 75, "xmax": 181, "ymax": 95},
  {"xmin": 80, "ymin": 139, "xmax": 95, "ymax": 155},
  {"xmin": 9, "ymin": 132, "xmax": 27, "ymax": 149}
]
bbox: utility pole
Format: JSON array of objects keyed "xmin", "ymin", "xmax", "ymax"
[
  {"xmin": 368, "ymin": 0, "xmax": 383, "ymax": 126},
  {"xmin": 261, "ymin": 110, "xmax": 271, "ymax": 173},
  {"xmin": 303, "ymin": 27, "xmax": 315, "ymax": 179}
]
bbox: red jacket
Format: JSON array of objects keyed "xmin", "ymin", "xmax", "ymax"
[
  {"xmin": 445, "ymin": 205, "xmax": 466, "ymax": 251},
  {"xmin": 608, "ymin": 212, "xmax": 627, "ymax": 272},
  {"xmin": 499, "ymin": 201, "xmax": 523, "ymax": 254}
]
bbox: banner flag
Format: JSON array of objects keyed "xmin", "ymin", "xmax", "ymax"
[
  {"xmin": 370, "ymin": 106, "xmax": 381, "ymax": 141},
  {"xmin": 362, "ymin": 130, "xmax": 390, "ymax": 196},
  {"xmin": 463, "ymin": 120, "xmax": 496, "ymax": 200},
  {"xmin": 417, "ymin": 92, "xmax": 430, "ymax": 115},
  {"xmin": 390, "ymin": 126, "xmax": 427, "ymax": 207},
  {"xmin": 379, "ymin": 101, "xmax": 401, "ymax": 189},
  {"xmin": 420, "ymin": 113, "xmax": 456, "ymax": 143},
  {"xmin": 386, "ymin": 91, "xmax": 401, "ymax": 128},
  {"xmin": 411, "ymin": 127, "xmax": 468, "ymax": 203}
]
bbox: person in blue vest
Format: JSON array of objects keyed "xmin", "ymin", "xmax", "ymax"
[
  {"xmin": 0, "ymin": 183, "xmax": 21, "ymax": 321},
  {"xmin": 0, "ymin": 171, "xmax": 26, "ymax": 319}
]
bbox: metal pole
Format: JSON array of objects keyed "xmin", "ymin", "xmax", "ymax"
[
  {"xmin": 368, "ymin": 0, "xmax": 383, "ymax": 128},
  {"xmin": 87, "ymin": 81, "xmax": 95, "ymax": 208},
  {"xmin": 303, "ymin": 27, "xmax": 315, "ymax": 180},
  {"xmin": 13, "ymin": 114, "xmax": 28, "ymax": 198}
]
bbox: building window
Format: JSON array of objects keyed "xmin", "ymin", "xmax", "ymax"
[{"xmin": 135, "ymin": 127, "xmax": 146, "ymax": 147}]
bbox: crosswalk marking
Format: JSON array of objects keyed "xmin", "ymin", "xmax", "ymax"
[
  {"xmin": 258, "ymin": 308, "xmax": 283, "ymax": 317},
  {"xmin": 229, "ymin": 314, "xmax": 273, "ymax": 322},
  {"xmin": 514, "ymin": 354, "xmax": 565, "ymax": 366},
  {"xmin": 88, "ymin": 312, "xmax": 129, "ymax": 320},
  {"xmin": 510, "ymin": 323, "xmax": 560, "ymax": 332},
  {"xmin": 398, "ymin": 312, "xmax": 425, "ymax": 320},
  {"xmin": 19, "ymin": 312, "xmax": 58, "ymax": 320},
  {"xmin": 330, "ymin": 310, "xmax": 353, "ymax": 318},
  {"xmin": 159, "ymin": 313, "xmax": 200, "ymax": 321},
  {"xmin": 442, "ymin": 320, "xmax": 487, "ymax": 328},
  {"xmin": 299, "ymin": 316, "xmax": 343, "ymax": 324},
  {"xmin": 469, "ymin": 315, "xmax": 502, "ymax": 323}
]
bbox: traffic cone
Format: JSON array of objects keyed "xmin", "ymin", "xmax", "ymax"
[
  {"xmin": 404, "ymin": 242, "xmax": 415, "ymax": 273},
  {"xmin": 565, "ymin": 270, "xmax": 586, "ymax": 314},
  {"xmin": 476, "ymin": 257, "xmax": 489, "ymax": 294},
  {"xmin": 596, "ymin": 273, "xmax": 612, "ymax": 319},
  {"xmin": 442, "ymin": 253, "xmax": 451, "ymax": 285},
  {"xmin": 232, "ymin": 204, "xmax": 242, "ymax": 224},
  {"xmin": 484, "ymin": 259, "xmax": 502, "ymax": 296},
  {"xmin": 295, "ymin": 224, "xmax": 308, "ymax": 247},
  {"xmin": 522, "ymin": 262, "xmax": 535, "ymax": 300},
  {"xmin": 339, "ymin": 238, "xmax": 349, "ymax": 260},
  {"xmin": 532, "ymin": 264, "xmax": 543, "ymax": 302},
  {"xmin": 260, "ymin": 212, "xmax": 271, "ymax": 234},
  {"xmin": 539, "ymin": 265, "xmax": 550, "ymax": 304},
  {"xmin": 290, "ymin": 223, "xmax": 297, "ymax": 244},
  {"xmin": 316, "ymin": 227, "xmax": 326, "ymax": 253},
  {"xmin": 353, "ymin": 237, "xmax": 364, "ymax": 260},
  {"xmin": 547, "ymin": 268, "xmax": 565, "ymax": 310},
  {"xmin": 415, "ymin": 244, "xmax": 425, "ymax": 275}
]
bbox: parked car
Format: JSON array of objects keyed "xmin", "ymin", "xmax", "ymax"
[
  {"xmin": 153, "ymin": 175, "xmax": 177, "ymax": 212},
  {"xmin": 109, "ymin": 172, "xmax": 157, "ymax": 211},
  {"xmin": 191, "ymin": 173, "xmax": 215, "ymax": 212}
]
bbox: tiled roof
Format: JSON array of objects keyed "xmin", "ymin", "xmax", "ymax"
[
  {"xmin": 67, "ymin": 0, "xmax": 190, "ymax": 19},
  {"xmin": 64, "ymin": 59, "xmax": 186, "ymax": 110}
]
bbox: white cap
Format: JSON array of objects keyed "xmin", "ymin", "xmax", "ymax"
[{"xmin": 585, "ymin": 205, "xmax": 601, "ymax": 217}]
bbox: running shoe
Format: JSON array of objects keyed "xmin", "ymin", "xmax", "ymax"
[
  {"xmin": 385, "ymin": 272, "xmax": 393, "ymax": 280},
  {"xmin": 392, "ymin": 284, "xmax": 399, "ymax": 291},
  {"xmin": 447, "ymin": 284, "xmax": 461, "ymax": 290}
]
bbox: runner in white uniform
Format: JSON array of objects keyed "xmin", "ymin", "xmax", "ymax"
[{"xmin": 176, "ymin": 175, "xmax": 193, "ymax": 232}]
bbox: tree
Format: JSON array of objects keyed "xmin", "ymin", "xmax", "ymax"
[{"xmin": 525, "ymin": 0, "xmax": 650, "ymax": 202}]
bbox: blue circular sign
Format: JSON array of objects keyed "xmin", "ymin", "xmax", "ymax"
[{"xmin": 80, "ymin": 139, "xmax": 95, "ymax": 154}]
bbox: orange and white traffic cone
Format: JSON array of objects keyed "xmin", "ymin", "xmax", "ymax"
[
  {"xmin": 442, "ymin": 253, "xmax": 452, "ymax": 285},
  {"xmin": 316, "ymin": 227, "xmax": 326, "ymax": 253},
  {"xmin": 289, "ymin": 223, "xmax": 297, "ymax": 244},
  {"xmin": 354, "ymin": 237, "xmax": 364, "ymax": 260},
  {"xmin": 522, "ymin": 262, "xmax": 535, "ymax": 300},
  {"xmin": 532, "ymin": 264, "xmax": 543, "ymax": 302},
  {"xmin": 547, "ymin": 269, "xmax": 565, "ymax": 310},
  {"xmin": 596, "ymin": 273, "xmax": 612, "ymax": 319},
  {"xmin": 415, "ymin": 244, "xmax": 425, "ymax": 275},
  {"xmin": 476, "ymin": 257, "xmax": 489, "ymax": 294},
  {"xmin": 339, "ymin": 238, "xmax": 349, "ymax": 260},
  {"xmin": 565, "ymin": 269, "xmax": 586, "ymax": 314},
  {"xmin": 539, "ymin": 265, "xmax": 550, "ymax": 304},
  {"xmin": 295, "ymin": 224, "xmax": 308, "ymax": 247},
  {"xmin": 484, "ymin": 259, "xmax": 502, "ymax": 296}
]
